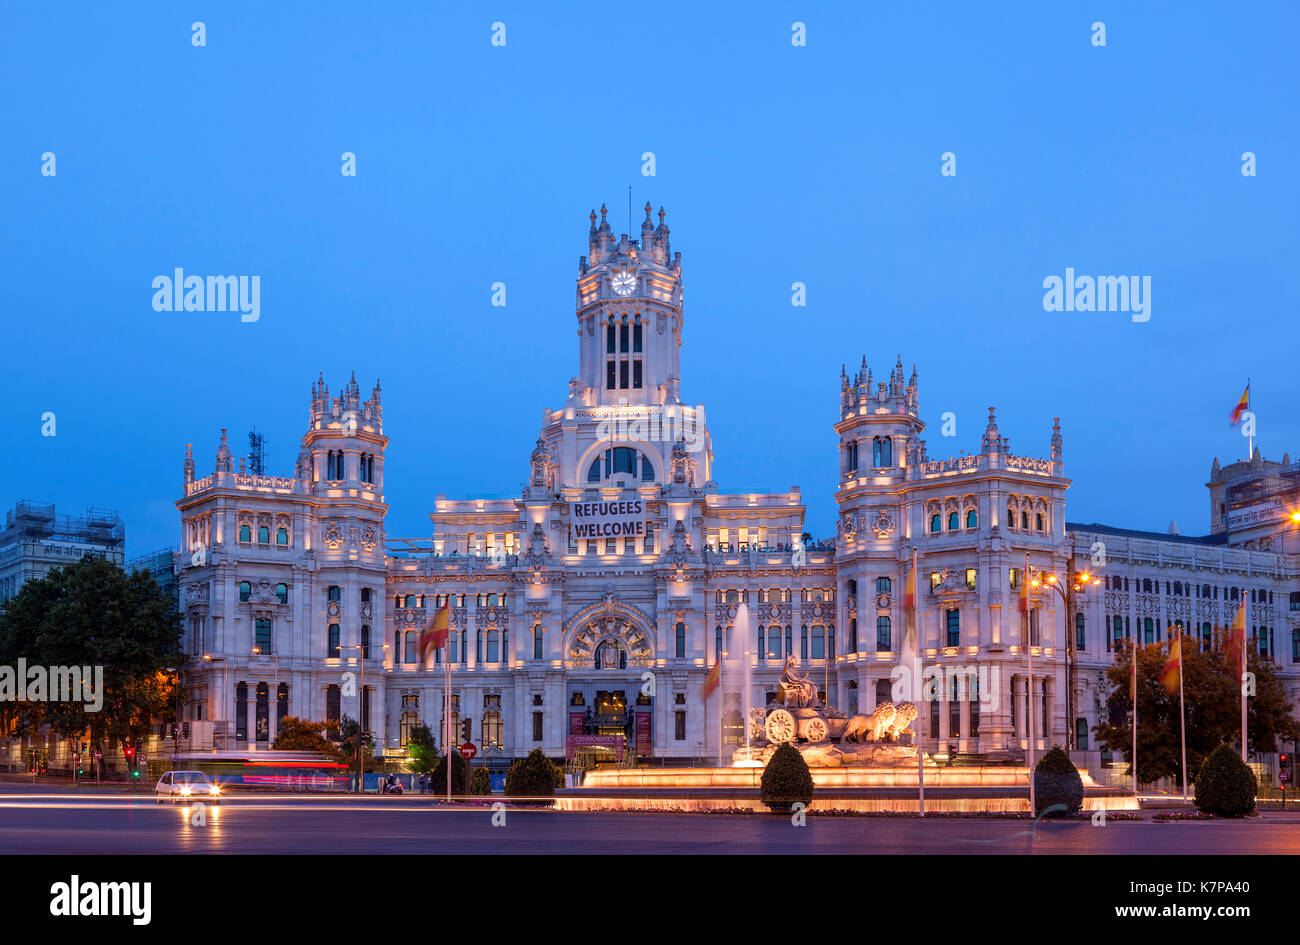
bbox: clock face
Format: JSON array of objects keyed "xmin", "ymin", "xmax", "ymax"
[{"xmin": 611, "ymin": 270, "xmax": 635, "ymax": 296}]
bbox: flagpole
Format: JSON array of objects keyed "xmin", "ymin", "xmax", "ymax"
[
  {"xmin": 1247, "ymin": 379, "xmax": 1253, "ymax": 458},
  {"xmin": 1131, "ymin": 634, "xmax": 1138, "ymax": 796},
  {"xmin": 445, "ymin": 627, "xmax": 452, "ymax": 800},
  {"xmin": 1178, "ymin": 624, "xmax": 1188, "ymax": 802},
  {"xmin": 1025, "ymin": 552, "xmax": 1035, "ymax": 814},
  {"xmin": 913, "ymin": 548, "xmax": 924, "ymax": 818},
  {"xmin": 1241, "ymin": 605, "xmax": 1248, "ymax": 764}
]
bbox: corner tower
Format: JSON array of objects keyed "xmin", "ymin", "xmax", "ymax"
[{"xmin": 575, "ymin": 202, "xmax": 684, "ymax": 407}]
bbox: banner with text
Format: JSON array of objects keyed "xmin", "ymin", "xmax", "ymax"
[{"xmin": 570, "ymin": 499, "xmax": 646, "ymax": 542}]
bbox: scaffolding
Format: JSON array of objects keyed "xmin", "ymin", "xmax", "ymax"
[{"xmin": 1, "ymin": 501, "xmax": 125, "ymax": 549}]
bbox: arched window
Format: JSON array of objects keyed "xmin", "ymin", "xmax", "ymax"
[
  {"xmin": 235, "ymin": 682, "xmax": 248, "ymax": 740},
  {"xmin": 801, "ymin": 625, "xmax": 808, "ymax": 659},
  {"xmin": 1006, "ymin": 505, "xmax": 1015, "ymax": 529},
  {"xmin": 966, "ymin": 509, "xmax": 977, "ymax": 529},
  {"xmin": 1035, "ymin": 513, "xmax": 1045, "ymax": 532},
  {"xmin": 930, "ymin": 514, "xmax": 941, "ymax": 533},
  {"xmin": 239, "ymin": 524, "xmax": 251, "ymax": 543},
  {"xmin": 1021, "ymin": 511, "xmax": 1030, "ymax": 530},
  {"xmin": 715, "ymin": 625, "xmax": 723, "ymax": 660},
  {"xmin": 276, "ymin": 527, "xmax": 289, "ymax": 546},
  {"xmin": 360, "ymin": 624, "xmax": 371, "ymax": 659},
  {"xmin": 275, "ymin": 583, "xmax": 288, "ymax": 604},
  {"xmin": 756, "ymin": 625, "xmax": 766, "ymax": 661},
  {"xmin": 326, "ymin": 684, "xmax": 341, "ymax": 725},
  {"xmin": 873, "ymin": 437, "xmax": 892, "ymax": 467},
  {"xmin": 947, "ymin": 512, "xmax": 959, "ymax": 531},
  {"xmin": 877, "ymin": 616, "xmax": 891, "ymax": 652},
  {"xmin": 405, "ymin": 594, "xmax": 416, "ymax": 608},
  {"xmin": 533, "ymin": 625, "xmax": 544, "ymax": 660},
  {"xmin": 258, "ymin": 525, "xmax": 270, "ymax": 543},
  {"xmin": 1075, "ymin": 613, "xmax": 1085, "ymax": 650},
  {"xmin": 675, "ymin": 622, "xmax": 686, "ymax": 658},
  {"xmin": 239, "ymin": 581, "xmax": 251, "ymax": 602},
  {"xmin": 328, "ymin": 623, "xmax": 341, "ymax": 658},
  {"xmin": 811, "ymin": 626, "xmax": 825, "ymax": 660},
  {"xmin": 485, "ymin": 629, "xmax": 500, "ymax": 663}
]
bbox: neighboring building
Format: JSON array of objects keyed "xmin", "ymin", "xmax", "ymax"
[
  {"xmin": 174, "ymin": 204, "xmax": 1300, "ymax": 766},
  {"xmin": 0, "ymin": 501, "xmax": 125, "ymax": 610},
  {"xmin": 126, "ymin": 548, "xmax": 181, "ymax": 610}
]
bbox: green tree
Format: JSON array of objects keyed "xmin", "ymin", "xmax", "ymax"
[
  {"xmin": 431, "ymin": 750, "xmax": 469, "ymax": 795},
  {"xmin": 337, "ymin": 715, "xmax": 374, "ymax": 778},
  {"xmin": 1194, "ymin": 744, "xmax": 1257, "ymax": 817},
  {"xmin": 270, "ymin": 717, "xmax": 341, "ymax": 759},
  {"xmin": 405, "ymin": 723, "xmax": 438, "ymax": 776},
  {"xmin": 504, "ymin": 748, "xmax": 563, "ymax": 799},
  {"xmin": 471, "ymin": 766, "xmax": 492, "ymax": 795},
  {"xmin": 1034, "ymin": 745, "xmax": 1084, "ymax": 816},
  {"xmin": 0, "ymin": 556, "xmax": 183, "ymax": 763},
  {"xmin": 1096, "ymin": 638, "xmax": 1298, "ymax": 785},
  {"xmin": 760, "ymin": 743, "xmax": 815, "ymax": 811}
]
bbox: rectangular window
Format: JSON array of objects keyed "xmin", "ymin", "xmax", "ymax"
[
  {"xmin": 328, "ymin": 623, "xmax": 340, "ymax": 658},
  {"xmin": 674, "ymin": 711, "xmax": 686, "ymax": 741},
  {"xmin": 811, "ymin": 626, "xmax": 825, "ymax": 660},
  {"xmin": 533, "ymin": 711, "xmax": 544, "ymax": 741},
  {"xmin": 606, "ymin": 360, "xmax": 616, "ymax": 389},
  {"xmin": 255, "ymin": 618, "xmax": 272, "ymax": 653},
  {"xmin": 965, "ymin": 569, "xmax": 977, "ymax": 591},
  {"xmin": 633, "ymin": 360, "xmax": 643, "ymax": 389},
  {"xmin": 619, "ymin": 361, "xmax": 629, "ymax": 389},
  {"xmin": 945, "ymin": 609, "xmax": 960, "ymax": 647}
]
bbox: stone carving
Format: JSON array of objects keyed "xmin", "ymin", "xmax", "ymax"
[
  {"xmin": 870, "ymin": 509, "xmax": 894, "ymax": 538},
  {"xmin": 842, "ymin": 702, "xmax": 919, "ymax": 743},
  {"xmin": 322, "ymin": 521, "xmax": 343, "ymax": 550},
  {"xmin": 774, "ymin": 655, "xmax": 821, "ymax": 709}
]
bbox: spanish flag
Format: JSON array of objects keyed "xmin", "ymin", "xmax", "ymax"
[
  {"xmin": 1160, "ymin": 635, "xmax": 1181, "ymax": 693},
  {"xmin": 1224, "ymin": 599, "xmax": 1247, "ymax": 679},
  {"xmin": 700, "ymin": 660, "xmax": 721, "ymax": 699},
  {"xmin": 418, "ymin": 601, "xmax": 451, "ymax": 665},
  {"xmin": 1229, "ymin": 384, "xmax": 1250, "ymax": 426}
]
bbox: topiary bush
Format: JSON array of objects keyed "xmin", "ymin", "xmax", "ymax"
[
  {"xmin": 1194, "ymin": 745, "xmax": 1257, "ymax": 817},
  {"xmin": 1034, "ymin": 745, "xmax": 1084, "ymax": 817},
  {"xmin": 505, "ymin": 748, "xmax": 564, "ymax": 800},
  {"xmin": 431, "ymin": 751, "xmax": 469, "ymax": 795},
  {"xmin": 470, "ymin": 766, "xmax": 492, "ymax": 796},
  {"xmin": 760, "ymin": 743, "xmax": 815, "ymax": 812}
]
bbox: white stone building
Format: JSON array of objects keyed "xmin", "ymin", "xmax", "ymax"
[{"xmin": 175, "ymin": 204, "xmax": 1300, "ymax": 767}]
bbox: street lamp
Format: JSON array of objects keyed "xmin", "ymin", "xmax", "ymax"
[
  {"xmin": 1029, "ymin": 565, "xmax": 1102, "ymax": 750},
  {"xmin": 352, "ymin": 644, "xmax": 367, "ymax": 793}
]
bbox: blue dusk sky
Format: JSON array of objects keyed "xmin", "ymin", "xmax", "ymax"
[{"xmin": 1, "ymin": 2, "xmax": 1296, "ymax": 555}]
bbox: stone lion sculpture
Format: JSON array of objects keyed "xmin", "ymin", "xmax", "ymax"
[
  {"xmin": 887, "ymin": 702, "xmax": 918, "ymax": 740},
  {"xmin": 841, "ymin": 702, "xmax": 920, "ymax": 743}
]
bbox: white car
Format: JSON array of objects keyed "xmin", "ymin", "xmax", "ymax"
[{"xmin": 155, "ymin": 770, "xmax": 221, "ymax": 804}]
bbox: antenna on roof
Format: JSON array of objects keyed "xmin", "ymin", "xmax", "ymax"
[{"xmin": 248, "ymin": 428, "xmax": 265, "ymax": 475}]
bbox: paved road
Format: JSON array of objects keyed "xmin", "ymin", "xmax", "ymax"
[{"xmin": 0, "ymin": 788, "xmax": 1296, "ymax": 853}]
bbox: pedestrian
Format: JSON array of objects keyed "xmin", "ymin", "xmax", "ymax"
[{"xmin": 418, "ymin": 773, "xmax": 426, "ymax": 794}]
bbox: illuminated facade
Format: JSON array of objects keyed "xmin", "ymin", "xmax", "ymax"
[{"xmin": 175, "ymin": 205, "xmax": 1300, "ymax": 767}]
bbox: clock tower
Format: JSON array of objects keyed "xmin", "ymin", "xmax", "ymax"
[{"xmin": 575, "ymin": 202, "xmax": 684, "ymax": 408}]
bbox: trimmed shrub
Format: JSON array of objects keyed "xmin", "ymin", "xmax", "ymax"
[
  {"xmin": 760, "ymin": 743, "xmax": 815, "ymax": 812},
  {"xmin": 1034, "ymin": 745, "xmax": 1084, "ymax": 817},
  {"xmin": 470, "ymin": 767, "xmax": 492, "ymax": 796},
  {"xmin": 431, "ymin": 751, "xmax": 469, "ymax": 795},
  {"xmin": 505, "ymin": 748, "xmax": 564, "ymax": 799},
  {"xmin": 1194, "ymin": 745, "xmax": 1257, "ymax": 817}
]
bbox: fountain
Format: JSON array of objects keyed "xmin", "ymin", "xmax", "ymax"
[{"xmin": 730, "ymin": 604, "xmax": 763, "ymax": 767}]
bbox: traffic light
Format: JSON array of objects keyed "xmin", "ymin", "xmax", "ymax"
[
  {"xmin": 461, "ymin": 718, "xmax": 472, "ymax": 743},
  {"xmin": 1281, "ymin": 753, "xmax": 1293, "ymax": 786},
  {"xmin": 124, "ymin": 743, "xmax": 139, "ymax": 777}
]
